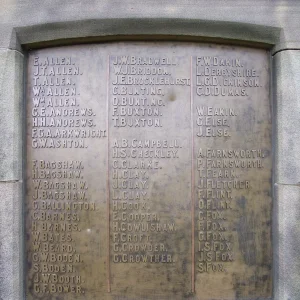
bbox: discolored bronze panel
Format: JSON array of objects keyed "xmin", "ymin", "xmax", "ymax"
[{"xmin": 25, "ymin": 43, "xmax": 272, "ymax": 300}]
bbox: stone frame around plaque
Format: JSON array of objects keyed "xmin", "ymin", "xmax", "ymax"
[{"xmin": 0, "ymin": 16, "xmax": 289, "ymax": 300}]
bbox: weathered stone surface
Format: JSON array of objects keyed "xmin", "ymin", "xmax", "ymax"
[
  {"xmin": 273, "ymin": 184, "xmax": 300, "ymax": 300},
  {"xmin": 274, "ymin": 50, "xmax": 300, "ymax": 185},
  {"xmin": 0, "ymin": 182, "xmax": 23, "ymax": 300},
  {"xmin": 0, "ymin": 49, "xmax": 23, "ymax": 181},
  {"xmin": 1, "ymin": 0, "xmax": 300, "ymax": 52}
]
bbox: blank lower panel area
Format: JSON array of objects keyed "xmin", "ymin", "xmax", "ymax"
[{"xmin": 25, "ymin": 43, "xmax": 272, "ymax": 300}]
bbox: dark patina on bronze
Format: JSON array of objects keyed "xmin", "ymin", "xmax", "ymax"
[{"xmin": 26, "ymin": 43, "xmax": 272, "ymax": 300}]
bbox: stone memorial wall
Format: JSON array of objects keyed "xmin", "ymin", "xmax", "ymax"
[{"xmin": 2, "ymin": 2, "xmax": 300, "ymax": 300}]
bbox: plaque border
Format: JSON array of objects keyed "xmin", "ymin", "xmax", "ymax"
[{"xmin": 2, "ymin": 18, "xmax": 282, "ymax": 300}]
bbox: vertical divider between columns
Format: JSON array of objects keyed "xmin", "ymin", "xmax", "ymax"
[
  {"xmin": 190, "ymin": 56, "xmax": 195, "ymax": 293},
  {"xmin": 106, "ymin": 55, "xmax": 111, "ymax": 293}
]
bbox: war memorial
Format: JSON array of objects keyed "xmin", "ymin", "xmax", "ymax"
[{"xmin": 1, "ymin": 1, "xmax": 300, "ymax": 299}]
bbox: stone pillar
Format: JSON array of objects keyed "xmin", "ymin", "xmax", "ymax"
[
  {"xmin": 274, "ymin": 50, "xmax": 300, "ymax": 300},
  {"xmin": 0, "ymin": 49, "xmax": 24, "ymax": 300}
]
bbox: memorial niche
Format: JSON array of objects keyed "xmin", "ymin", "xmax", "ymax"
[{"xmin": 25, "ymin": 42, "xmax": 272, "ymax": 299}]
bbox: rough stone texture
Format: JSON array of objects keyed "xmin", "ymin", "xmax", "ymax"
[
  {"xmin": 15, "ymin": 18, "xmax": 280, "ymax": 51},
  {"xmin": 0, "ymin": 182, "xmax": 23, "ymax": 300},
  {"xmin": 0, "ymin": 49, "xmax": 23, "ymax": 181},
  {"xmin": 274, "ymin": 50, "xmax": 300, "ymax": 185},
  {"xmin": 273, "ymin": 184, "xmax": 300, "ymax": 300},
  {"xmin": 273, "ymin": 49, "xmax": 300, "ymax": 300},
  {"xmin": 0, "ymin": 0, "xmax": 300, "ymax": 52}
]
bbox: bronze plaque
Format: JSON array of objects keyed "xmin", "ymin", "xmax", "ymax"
[{"xmin": 25, "ymin": 43, "xmax": 272, "ymax": 300}]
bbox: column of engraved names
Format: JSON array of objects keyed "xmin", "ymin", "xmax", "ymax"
[
  {"xmin": 193, "ymin": 54, "xmax": 266, "ymax": 275},
  {"xmin": 27, "ymin": 55, "xmax": 100, "ymax": 297},
  {"xmin": 30, "ymin": 160, "xmax": 93, "ymax": 295},
  {"xmin": 109, "ymin": 55, "xmax": 187, "ymax": 267},
  {"xmin": 31, "ymin": 55, "xmax": 106, "ymax": 149},
  {"xmin": 196, "ymin": 149, "xmax": 264, "ymax": 273}
]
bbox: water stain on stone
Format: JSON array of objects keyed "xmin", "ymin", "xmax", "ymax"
[
  {"xmin": 166, "ymin": 89, "xmax": 176, "ymax": 102},
  {"xmin": 237, "ymin": 211, "xmax": 257, "ymax": 266},
  {"xmin": 236, "ymin": 196, "xmax": 246, "ymax": 210}
]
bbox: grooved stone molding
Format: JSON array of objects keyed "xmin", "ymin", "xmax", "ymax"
[
  {"xmin": 1, "ymin": 0, "xmax": 299, "ymax": 52},
  {"xmin": 274, "ymin": 50, "xmax": 300, "ymax": 185},
  {"xmin": 0, "ymin": 182, "xmax": 23, "ymax": 300},
  {"xmin": 273, "ymin": 184, "xmax": 300, "ymax": 300},
  {"xmin": 0, "ymin": 49, "xmax": 23, "ymax": 181},
  {"xmin": 273, "ymin": 49, "xmax": 300, "ymax": 300}
]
